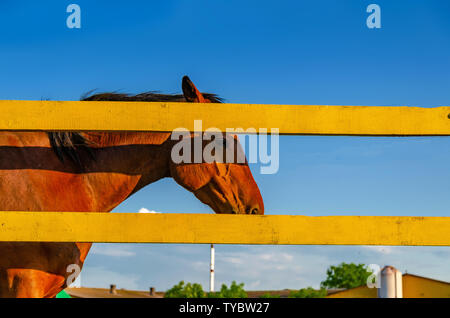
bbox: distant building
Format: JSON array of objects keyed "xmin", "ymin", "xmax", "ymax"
[{"xmin": 327, "ymin": 267, "xmax": 450, "ymax": 298}]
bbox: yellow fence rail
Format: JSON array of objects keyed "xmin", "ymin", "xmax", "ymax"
[
  {"xmin": 1, "ymin": 100, "xmax": 450, "ymax": 135},
  {"xmin": 0, "ymin": 100, "xmax": 449, "ymax": 246},
  {"xmin": 0, "ymin": 213, "xmax": 448, "ymax": 246}
]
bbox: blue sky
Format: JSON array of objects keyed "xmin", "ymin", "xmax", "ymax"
[{"xmin": 1, "ymin": 1, "xmax": 449, "ymax": 291}]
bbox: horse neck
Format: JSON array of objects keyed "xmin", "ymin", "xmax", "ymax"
[{"xmin": 80, "ymin": 131, "xmax": 172, "ymax": 211}]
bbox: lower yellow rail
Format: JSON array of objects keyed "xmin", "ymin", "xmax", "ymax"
[{"xmin": 0, "ymin": 212, "xmax": 448, "ymax": 246}]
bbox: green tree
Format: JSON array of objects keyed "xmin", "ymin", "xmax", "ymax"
[
  {"xmin": 320, "ymin": 262, "xmax": 370, "ymax": 289},
  {"xmin": 164, "ymin": 281, "xmax": 205, "ymax": 298},
  {"xmin": 289, "ymin": 287, "xmax": 327, "ymax": 298},
  {"xmin": 207, "ymin": 281, "xmax": 247, "ymax": 298}
]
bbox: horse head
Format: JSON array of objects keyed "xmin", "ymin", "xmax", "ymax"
[{"xmin": 168, "ymin": 76, "xmax": 264, "ymax": 215}]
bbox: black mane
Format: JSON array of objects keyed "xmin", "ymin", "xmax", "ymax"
[
  {"xmin": 48, "ymin": 90, "xmax": 223, "ymax": 168},
  {"xmin": 81, "ymin": 91, "xmax": 223, "ymax": 103}
]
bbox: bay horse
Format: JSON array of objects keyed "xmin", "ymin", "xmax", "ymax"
[{"xmin": 0, "ymin": 76, "xmax": 264, "ymax": 298}]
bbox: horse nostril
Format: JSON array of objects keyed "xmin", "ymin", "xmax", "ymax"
[{"xmin": 245, "ymin": 206, "xmax": 260, "ymax": 215}]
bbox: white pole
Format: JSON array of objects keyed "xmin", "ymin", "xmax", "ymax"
[{"xmin": 210, "ymin": 244, "xmax": 215, "ymax": 292}]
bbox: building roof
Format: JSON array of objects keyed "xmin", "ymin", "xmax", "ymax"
[
  {"xmin": 403, "ymin": 273, "xmax": 450, "ymax": 285},
  {"xmin": 65, "ymin": 287, "xmax": 164, "ymax": 298}
]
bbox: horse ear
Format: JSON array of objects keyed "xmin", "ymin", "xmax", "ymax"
[{"xmin": 182, "ymin": 76, "xmax": 207, "ymax": 103}]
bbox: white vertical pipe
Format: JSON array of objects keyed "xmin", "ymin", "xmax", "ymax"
[{"xmin": 210, "ymin": 244, "xmax": 215, "ymax": 292}]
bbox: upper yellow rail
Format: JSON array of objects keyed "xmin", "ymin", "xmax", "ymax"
[
  {"xmin": 1, "ymin": 100, "xmax": 450, "ymax": 135},
  {"xmin": 0, "ymin": 212, "xmax": 448, "ymax": 246}
]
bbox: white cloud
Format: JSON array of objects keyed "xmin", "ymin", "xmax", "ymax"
[
  {"xmin": 247, "ymin": 280, "xmax": 261, "ymax": 289},
  {"xmin": 280, "ymin": 253, "xmax": 294, "ymax": 261},
  {"xmin": 222, "ymin": 256, "xmax": 244, "ymax": 265},
  {"xmin": 79, "ymin": 266, "xmax": 141, "ymax": 290},
  {"xmin": 213, "ymin": 247, "xmax": 315, "ymax": 289},
  {"xmin": 138, "ymin": 207, "xmax": 161, "ymax": 213},
  {"xmin": 90, "ymin": 244, "xmax": 136, "ymax": 257},
  {"xmin": 361, "ymin": 246, "xmax": 394, "ymax": 255},
  {"xmin": 190, "ymin": 261, "xmax": 209, "ymax": 271},
  {"xmin": 259, "ymin": 253, "xmax": 274, "ymax": 261}
]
